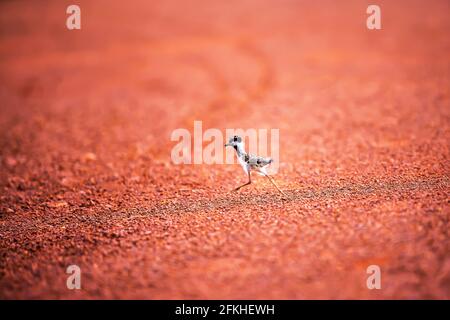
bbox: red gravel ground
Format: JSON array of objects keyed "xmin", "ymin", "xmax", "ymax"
[{"xmin": 0, "ymin": 0, "xmax": 449, "ymax": 299}]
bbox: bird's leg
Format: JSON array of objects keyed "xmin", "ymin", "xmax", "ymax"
[
  {"xmin": 233, "ymin": 171, "xmax": 251, "ymax": 192},
  {"xmin": 263, "ymin": 173, "xmax": 287, "ymax": 196}
]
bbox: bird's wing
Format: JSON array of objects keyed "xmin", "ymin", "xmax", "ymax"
[{"xmin": 248, "ymin": 155, "xmax": 273, "ymax": 167}]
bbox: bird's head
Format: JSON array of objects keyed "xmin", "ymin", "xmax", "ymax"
[{"xmin": 224, "ymin": 135, "xmax": 243, "ymax": 148}]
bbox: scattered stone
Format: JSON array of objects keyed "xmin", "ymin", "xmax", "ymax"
[
  {"xmin": 82, "ymin": 152, "xmax": 97, "ymax": 162},
  {"xmin": 5, "ymin": 156, "xmax": 17, "ymax": 167},
  {"xmin": 46, "ymin": 201, "xmax": 69, "ymax": 208}
]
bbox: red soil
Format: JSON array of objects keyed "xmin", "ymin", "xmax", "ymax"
[{"xmin": 0, "ymin": 0, "xmax": 449, "ymax": 299}]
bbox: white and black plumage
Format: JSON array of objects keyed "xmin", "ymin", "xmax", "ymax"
[{"xmin": 225, "ymin": 135, "xmax": 287, "ymax": 196}]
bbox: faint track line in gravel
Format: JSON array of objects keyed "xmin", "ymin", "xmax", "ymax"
[
  {"xmin": 2, "ymin": 176, "xmax": 447, "ymax": 297},
  {"xmin": 173, "ymin": 37, "xmax": 276, "ymax": 130},
  {"xmin": 3, "ymin": 175, "xmax": 446, "ymax": 236},
  {"xmin": 236, "ymin": 39, "xmax": 275, "ymax": 102},
  {"xmin": 153, "ymin": 175, "xmax": 449, "ymax": 215}
]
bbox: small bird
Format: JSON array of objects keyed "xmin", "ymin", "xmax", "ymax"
[{"xmin": 225, "ymin": 135, "xmax": 287, "ymax": 196}]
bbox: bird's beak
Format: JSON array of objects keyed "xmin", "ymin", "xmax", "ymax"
[{"xmin": 224, "ymin": 143, "xmax": 230, "ymax": 147}]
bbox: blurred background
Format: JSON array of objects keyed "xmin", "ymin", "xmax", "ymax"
[{"xmin": 0, "ymin": 0, "xmax": 449, "ymax": 299}]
